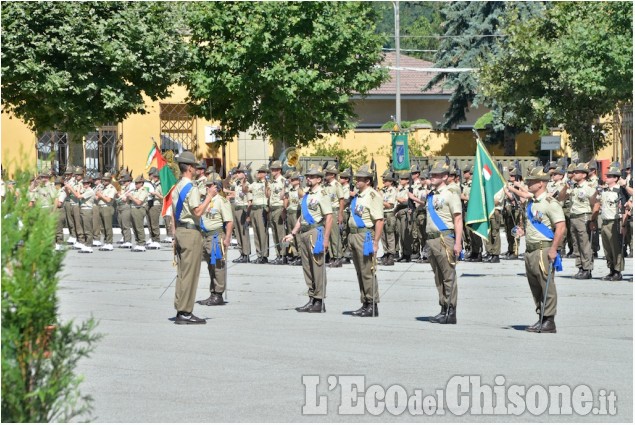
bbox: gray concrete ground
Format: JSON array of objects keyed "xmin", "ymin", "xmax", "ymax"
[{"xmin": 57, "ymin": 229, "xmax": 633, "ymax": 422}]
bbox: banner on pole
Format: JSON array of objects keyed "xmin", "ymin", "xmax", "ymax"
[{"xmin": 391, "ymin": 132, "xmax": 410, "ymax": 171}]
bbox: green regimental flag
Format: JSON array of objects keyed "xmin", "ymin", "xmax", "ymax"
[
  {"xmin": 391, "ymin": 132, "xmax": 410, "ymax": 171},
  {"xmin": 465, "ymin": 140, "xmax": 506, "ymax": 240}
]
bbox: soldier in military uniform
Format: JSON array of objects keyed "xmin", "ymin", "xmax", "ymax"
[
  {"xmin": 408, "ymin": 165, "xmax": 425, "ymax": 261},
  {"xmin": 446, "ymin": 167, "xmax": 462, "ymax": 196},
  {"xmin": 594, "ymin": 166, "xmax": 626, "ymax": 281},
  {"xmin": 28, "ymin": 172, "xmax": 56, "ymax": 210},
  {"xmin": 54, "ymin": 176, "xmax": 67, "ymax": 251},
  {"xmin": 65, "ymin": 167, "xmax": 85, "ymax": 249},
  {"xmin": 127, "ymin": 175, "xmax": 149, "ymax": 251},
  {"xmin": 461, "ymin": 166, "xmax": 482, "ymax": 261},
  {"xmin": 339, "ymin": 169, "xmax": 354, "ymax": 264},
  {"xmin": 91, "ymin": 174, "xmax": 104, "ymax": 247},
  {"xmin": 557, "ymin": 162, "xmax": 597, "ymax": 279},
  {"xmin": 247, "ymin": 164, "xmax": 270, "ymax": 263},
  {"xmin": 95, "ymin": 172, "xmax": 117, "ymax": 251},
  {"xmin": 587, "ymin": 160, "xmax": 601, "ymax": 258},
  {"xmin": 284, "ymin": 171, "xmax": 303, "ymax": 265},
  {"xmin": 393, "ymin": 171, "xmax": 412, "ymax": 262},
  {"xmin": 283, "ymin": 164, "xmax": 332, "ymax": 313},
  {"xmin": 146, "ymin": 168, "xmax": 163, "ymax": 249},
  {"xmin": 268, "ymin": 161, "xmax": 288, "ymax": 264},
  {"xmin": 348, "ymin": 164, "xmax": 384, "ymax": 317},
  {"xmin": 516, "ymin": 167, "xmax": 565, "ymax": 333},
  {"xmin": 197, "ymin": 177, "xmax": 234, "ymax": 306},
  {"xmin": 483, "ymin": 190, "xmax": 504, "ymax": 263},
  {"xmin": 116, "ymin": 174, "xmax": 134, "ymax": 248},
  {"xmin": 324, "ymin": 165, "xmax": 345, "ymax": 268},
  {"xmin": 547, "ymin": 167, "xmax": 568, "ymax": 254},
  {"xmin": 62, "ymin": 168, "xmax": 78, "ymax": 245},
  {"xmin": 408, "ymin": 169, "xmax": 431, "ymax": 263},
  {"xmin": 563, "ymin": 164, "xmax": 576, "ymax": 257},
  {"xmin": 425, "ymin": 162, "xmax": 463, "ymax": 325},
  {"xmin": 195, "ymin": 160, "xmax": 207, "ymax": 191},
  {"xmin": 172, "ymin": 151, "xmax": 214, "ymax": 325},
  {"xmin": 66, "ymin": 176, "xmax": 95, "ymax": 253},
  {"xmin": 379, "ymin": 170, "xmax": 397, "ymax": 266},
  {"xmin": 228, "ymin": 164, "xmax": 251, "ymax": 263}
]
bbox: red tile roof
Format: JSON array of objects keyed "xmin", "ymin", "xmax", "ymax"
[{"xmin": 366, "ymin": 52, "xmax": 451, "ymax": 96}]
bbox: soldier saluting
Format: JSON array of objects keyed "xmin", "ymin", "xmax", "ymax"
[
  {"xmin": 284, "ymin": 164, "xmax": 332, "ymax": 313},
  {"xmin": 425, "ymin": 161, "xmax": 463, "ymax": 325},
  {"xmin": 515, "ymin": 167, "xmax": 565, "ymax": 333}
]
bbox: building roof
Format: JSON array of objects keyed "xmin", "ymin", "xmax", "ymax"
[{"xmin": 365, "ymin": 52, "xmax": 451, "ymax": 97}]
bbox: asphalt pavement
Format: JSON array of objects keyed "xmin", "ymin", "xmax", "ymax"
[{"xmin": 56, "ymin": 229, "xmax": 633, "ymax": 422}]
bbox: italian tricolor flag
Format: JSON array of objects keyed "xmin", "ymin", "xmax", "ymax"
[{"xmin": 146, "ymin": 142, "xmax": 178, "ymax": 217}]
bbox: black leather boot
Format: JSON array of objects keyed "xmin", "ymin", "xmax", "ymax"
[
  {"xmin": 438, "ymin": 305, "xmax": 456, "ymax": 324},
  {"xmin": 429, "ymin": 306, "xmax": 447, "ymax": 323},
  {"xmin": 358, "ymin": 303, "xmax": 378, "ymax": 317},
  {"xmin": 296, "ymin": 297, "xmax": 314, "ymax": 312},
  {"xmin": 351, "ymin": 303, "xmax": 369, "ymax": 316},
  {"xmin": 539, "ymin": 316, "xmax": 557, "ymax": 333},
  {"xmin": 307, "ymin": 299, "xmax": 325, "ymax": 313}
]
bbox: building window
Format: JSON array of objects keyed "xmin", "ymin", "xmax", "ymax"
[
  {"xmin": 84, "ymin": 124, "xmax": 120, "ymax": 177},
  {"xmin": 160, "ymin": 103, "xmax": 197, "ymax": 153},
  {"xmin": 36, "ymin": 131, "xmax": 68, "ymax": 175}
]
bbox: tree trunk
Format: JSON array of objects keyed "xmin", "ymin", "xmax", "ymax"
[
  {"xmin": 67, "ymin": 132, "xmax": 84, "ymax": 169},
  {"xmin": 503, "ymin": 127, "xmax": 516, "ymax": 156}
]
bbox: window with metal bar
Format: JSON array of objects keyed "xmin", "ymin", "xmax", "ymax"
[{"xmin": 160, "ymin": 103, "xmax": 197, "ymax": 153}]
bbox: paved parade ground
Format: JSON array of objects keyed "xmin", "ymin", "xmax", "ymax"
[{"xmin": 57, "ymin": 230, "xmax": 633, "ymax": 422}]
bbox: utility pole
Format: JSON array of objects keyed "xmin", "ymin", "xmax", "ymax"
[{"xmin": 393, "ymin": 1, "xmax": 401, "ymax": 127}]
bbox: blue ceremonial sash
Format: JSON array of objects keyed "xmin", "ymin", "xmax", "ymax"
[
  {"xmin": 301, "ymin": 194, "xmax": 325, "ymax": 254},
  {"xmin": 301, "ymin": 194, "xmax": 316, "ymax": 225},
  {"xmin": 350, "ymin": 196, "xmax": 366, "ymax": 228},
  {"xmin": 427, "ymin": 192, "xmax": 450, "ymax": 233},
  {"xmin": 526, "ymin": 201, "xmax": 562, "ymax": 271},
  {"xmin": 351, "ymin": 196, "xmax": 374, "ymax": 255},
  {"xmin": 175, "ymin": 182, "xmax": 193, "ymax": 222},
  {"xmin": 209, "ymin": 233, "xmax": 223, "ymax": 263}
]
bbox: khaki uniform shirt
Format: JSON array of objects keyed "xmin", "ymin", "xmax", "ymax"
[
  {"xmin": 201, "ymin": 194, "xmax": 233, "ymax": 232},
  {"xmin": 349, "ymin": 187, "xmax": 383, "ymax": 228},
  {"xmin": 547, "ymin": 180, "xmax": 566, "ymax": 207},
  {"xmin": 425, "ymin": 185, "xmax": 462, "ymax": 232},
  {"xmin": 412, "ymin": 181, "xmax": 426, "ymax": 210},
  {"xmin": 286, "ymin": 186, "xmax": 301, "ymax": 212},
  {"xmin": 98, "ymin": 184, "xmax": 117, "ymax": 207},
  {"xmin": 152, "ymin": 181, "xmax": 163, "ymax": 203},
  {"xmin": 172, "ymin": 178, "xmax": 201, "ymax": 225},
  {"xmin": 231, "ymin": 179, "xmax": 249, "ymax": 207},
  {"xmin": 381, "ymin": 186, "xmax": 397, "ymax": 213},
  {"xmin": 600, "ymin": 186, "xmax": 622, "ymax": 221},
  {"xmin": 57, "ymin": 187, "xmax": 67, "ymax": 207},
  {"xmin": 249, "ymin": 180, "xmax": 267, "ymax": 206},
  {"xmin": 268, "ymin": 175, "xmax": 285, "ymax": 207},
  {"xmin": 33, "ymin": 183, "xmax": 56, "ymax": 208},
  {"xmin": 588, "ymin": 175, "xmax": 599, "ymax": 190},
  {"xmin": 79, "ymin": 187, "xmax": 95, "ymax": 209},
  {"xmin": 525, "ymin": 192, "xmax": 565, "ymax": 243},
  {"xmin": 325, "ymin": 179, "xmax": 344, "ymax": 211},
  {"xmin": 196, "ymin": 176, "xmax": 207, "ymax": 192},
  {"xmin": 396, "ymin": 184, "xmax": 410, "ymax": 211},
  {"xmin": 447, "ymin": 182, "xmax": 461, "ymax": 196},
  {"xmin": 129, "ymin": 187, "xmax": 148, "ymax": 208},
  {"xmin": 569, "ymin": 180, "xmax": 595, "ymax": 214},
  {"xmin": 299, "ymin": 184, "xmax": 333, "ymax": 226},
  {"xmin": 68, "ymin": 178, "xmax": 82, "ymax": 205}
]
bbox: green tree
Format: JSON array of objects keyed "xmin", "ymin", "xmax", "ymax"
[
  {"xmin": 183, "ymin": 1, "xmax": 388, "ymax": 157},
  {"xmin": 423, "ymin": 1, "xmax": 543, "ymax": 154},
  {"xmin": 310, "ymin": 140, "xmax": 369, "ymax": 172},
  {"xmin": 1, "ymin": 2, "xmax": 187, "ymax": 150},
  {"xmin": 2, "ymin": 169, "xmax": 101, "ymax": 422},
  {"xmin": 479, "ymin": 2, "xmax": 633, "ymax": 158}
]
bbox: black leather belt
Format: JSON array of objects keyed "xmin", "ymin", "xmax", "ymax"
[{"xmin": 251, "ymin": 205, "xmax": 266, "ymax": 210}]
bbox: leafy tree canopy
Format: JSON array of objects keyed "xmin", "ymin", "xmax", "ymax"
[
  {"xmin": 1, "ymin": 2, "xmax": 187, "ymax": 136},
  {"xmin": 423, "ymin": 1, "xmax": 543, "ymax": 130},
  {"xmin": 183, "ymin": 1, "xmax": 388, "ymax": 151},
  {"xmin": 479, "ymin": 1, "xmax": 633, "ymax": 157}
]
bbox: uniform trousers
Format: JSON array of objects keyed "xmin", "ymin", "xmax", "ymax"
[
  {"xmin": 350, "ymin": 230, "xmax": 379, "ymax": 304},
  {"xmin": 428, "ymin": 234, "xmax": 458, "ymax": 307},
  {"xmin": 298, "ymin": 227, "xmax": 327, "ymax": 300},
  {"xmin": 174, "ymin": 227, "xmax": 203, "ymax": 314}
]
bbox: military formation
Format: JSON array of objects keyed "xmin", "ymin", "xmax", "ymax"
[{"xmin": 16, "ymin": 152, "xmax": 633, "ymax": 330}]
